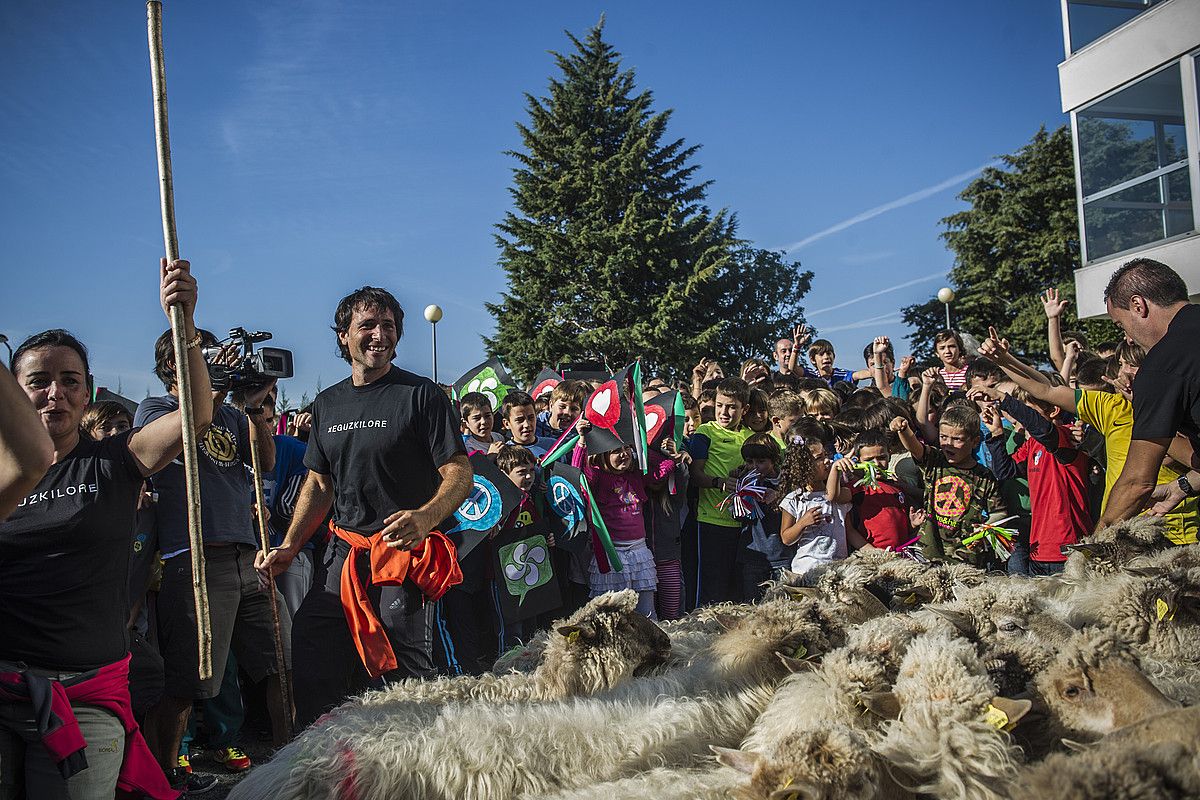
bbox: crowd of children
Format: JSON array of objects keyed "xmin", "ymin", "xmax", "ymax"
[{"xmin": 445, "ymin": 300, "xmax": 1199, "ymax": 671}]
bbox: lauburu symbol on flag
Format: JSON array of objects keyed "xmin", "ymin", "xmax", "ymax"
[
  {"xmin": 500, "ymin": 535, "xmax": 552, "ymax": 603},
  {"xmin": 466, "ymin": 368, "xmax": 502, "ymax": 410}
]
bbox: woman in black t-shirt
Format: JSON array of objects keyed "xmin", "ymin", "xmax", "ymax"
[{"xmin": 0, "ymin": 259, "xmax": 211, "ymax": 799}]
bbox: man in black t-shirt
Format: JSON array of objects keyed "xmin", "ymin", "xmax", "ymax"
[
  {"xmin": 1100, "ymin": 258, "xmax": 1200, "ymax": 525},
  {"xmin": 257, "ymin": 287, "xmax": 471, "ymax": 728}
]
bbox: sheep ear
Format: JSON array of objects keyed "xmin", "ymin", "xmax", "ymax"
[
  {"xmin": 557, "ymin": 622, "xmax": 596, "ymax": 642},
  {"xmin": 860, "ymin": 691, "xmax": 901, "ymax": 720},
  {"xmin": 1123, "ymin": 566, "xmax": 1162, "ymax": 578},
  {"xmin": 989, "ymin": 696, "xmax": 1033, "ymax": 728},
  {"xmin": 1061, "ymin": 738, "xmax": 1094, "ymax": 753},
  {"xmin": 779, "ymin": 569, "xmax": 803, "ymax": 587},
  {"xmin": 711, "ymin": 746, "xmax": 761, "ymax": 775},
  {"xmin": 781, "ymin": 585, "xmax": 822, "ymax": 601},
  {"xmin": 857, "ymin": 591, "xmax": 891, "ymax": 618},
  {"xmin": 929, "ymin": 606, "xmax": 974, "ymax": 633},
  {"xmin": 895, "ymin": 586, "xmax": 934, "ymax": 606},
  {"xmin": 1063, "ymin": 542, "xmax": 1098, "ymax": 559}
]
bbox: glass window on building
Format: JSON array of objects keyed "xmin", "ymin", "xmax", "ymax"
[
  {"xmin": 1066, "ymin": 0, "xmax": 1165, "ymax": 53},
  {"xmin": 1077, "ymin": 63, "xmax": 1193, "ymax": 262}
]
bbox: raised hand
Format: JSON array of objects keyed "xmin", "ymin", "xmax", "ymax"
[
  {"xmin": 921, "ymin": 367, "xmax": 940, "ymax": 387},
  {"xmin": 898, "ymin": 355, "xmax": 915, "ymax": 377},
  {"xmin": 793, "ymin": 324, "xmax": 813, "ymax": 349},
  {"xmin": 980, "ymin": 403, "xmax": 1004, "ymax": 436},
  {"xmin": 1041, "ymin": 288, "xmax": 1068, "ymax": 319},
  {"xmin": 888, "ymin": 416, "xmax": 910, "ymax": 433},
  {"xmin": 872, "ymin": 336, "xmax": 890, "ymax": 356},
  {"xmin": 978, "ymin": 326, "xmax": 1012, "ymax": 360}
]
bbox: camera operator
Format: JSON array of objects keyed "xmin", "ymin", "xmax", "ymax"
[{"xmin": 135, "ymin": 329, "xmax": 291, "ymax": 785}]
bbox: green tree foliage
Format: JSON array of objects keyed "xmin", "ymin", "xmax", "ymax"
[
  {"xmin": 704, "ymin": 245, "xmax": 813, "ymax": 367},
  {"xmin": 486, "ymin": 21, "xmax": 808, "ymax": 380},
  {"xmin": 902, "ymin": 126, "xmax": 1117, "ymax": 363}
]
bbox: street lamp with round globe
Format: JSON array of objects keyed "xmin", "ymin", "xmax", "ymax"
[
  {"xmin": 937, "ymin": 287, "xmax": 955, "ymax": 329},
  {"xmin": 424, "ymin": 304, "xmax": 443, "ymax": 381}
]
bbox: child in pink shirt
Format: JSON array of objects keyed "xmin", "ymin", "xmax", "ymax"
[{"xmin": 572, "ymin": 424, "xmax": 673, "ymax": 618}]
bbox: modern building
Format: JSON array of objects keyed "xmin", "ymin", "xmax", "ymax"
[{"xmin": 1058, "ymin": 0, "xmax": 1200, "ymax": 317}]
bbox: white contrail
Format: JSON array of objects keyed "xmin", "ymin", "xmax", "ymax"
[
  {"xmin": 807, "ymin": 270, "xmax": 946, "ymax": 317},
  {"xmin": 820, "ymin": 312, "xmax": 904, "ymax": 334},
  {"xmin": 780, "ymin": 160, "xmax": 1001, "ymax": 252}
]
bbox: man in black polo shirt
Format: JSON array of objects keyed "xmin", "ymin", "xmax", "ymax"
[
  {"xmin": 257, "ymin": 287, "xmax": 471, "ymax": 727},
  {"xmin": 1100, "ymin": 258, "xmax": 1200, "ymax": 525}
]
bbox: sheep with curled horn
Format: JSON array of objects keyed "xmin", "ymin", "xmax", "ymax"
[{"xmin": 230, "ymin": 597, "xmax": 830, "ymax": 800}]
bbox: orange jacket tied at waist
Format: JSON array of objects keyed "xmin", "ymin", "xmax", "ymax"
[{"xmin": 328, "ymin": 522, "xmax": 462, "ymax": 678}]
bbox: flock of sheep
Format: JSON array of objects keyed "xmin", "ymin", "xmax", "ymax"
[{"xmin": 229, "ymin": 515, "xmax": 1200, "ymax": 800}]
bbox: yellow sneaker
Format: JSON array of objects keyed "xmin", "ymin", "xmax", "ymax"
[
  {"xmin": 176, "ymin": 754, "xmax": 192, "ymax": 774},
  {"xmin": 214, "ymin": 746, "xmax": 252, "ymax": 772}
]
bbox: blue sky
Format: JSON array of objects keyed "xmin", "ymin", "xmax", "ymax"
[{"xmin": 0, "ymin": 1, "xmax": 1068, "ymax": 403}]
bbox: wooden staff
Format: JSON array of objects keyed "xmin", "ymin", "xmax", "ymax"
[
  {"xmin": 147, "ymin": 0, "xmax": 212, "ymax": 681},
  {"xmin": 246, "ymin": 419, "xmax": 294, "ymax": 739}
]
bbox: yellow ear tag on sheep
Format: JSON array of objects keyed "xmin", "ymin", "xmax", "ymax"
[
  {"xmin": 903, "ymin": 593, "xmax": 918, "ymax": 605},
  {"xmin": 790, "ymin": 644, "xmax": 807, "ymax": 659},
  {"xmin": 1156, "ymin": 598, "xmax": 1175, "ymax": 622},
  {"xmin": 984, "ymin": 704, "xmax": 1013, "ymax": 731},
  {"xmin": 566, "ymin": 630, "xmax": 581, "ymax": 644}
]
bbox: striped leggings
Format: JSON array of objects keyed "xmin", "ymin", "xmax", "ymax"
[{"xmin": 655, "ymin": 559, "xmax": 683, "ymax": 621}]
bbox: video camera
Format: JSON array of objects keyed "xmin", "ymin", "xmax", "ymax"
[{"xmin": 202, "ymin": 327, "xmax": 294, "ymax": 394}]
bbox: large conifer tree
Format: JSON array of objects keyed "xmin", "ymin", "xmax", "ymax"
[{"xmin": 485, "ymin": 21, "xmax": 747, "ymax": 379}]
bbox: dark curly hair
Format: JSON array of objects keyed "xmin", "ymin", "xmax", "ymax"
[
  {"xmin": 332, "ymin": 286, "xmax": 404, "ymax": 363},
  {"xmin": 774, "ymin": 417, "xmax": 834, "ymax": 507}
]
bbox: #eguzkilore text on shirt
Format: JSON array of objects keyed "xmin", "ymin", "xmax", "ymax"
[{"xmin": 304, "ymin": 366, "xmax": 466, "ymax": 535}]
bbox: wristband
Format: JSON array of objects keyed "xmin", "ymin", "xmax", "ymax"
[
  {"xmin": 1178, "ymin": 475, "xmax": 1197, "ymax": 497},
  {"xmin": 185, "ymin": 332, "xmax": 203, "ymax": 350}
]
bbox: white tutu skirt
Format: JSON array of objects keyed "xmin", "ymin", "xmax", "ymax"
[{"xmin": 588, "ymin": 539, "xmax": 658, "ymax": 593}]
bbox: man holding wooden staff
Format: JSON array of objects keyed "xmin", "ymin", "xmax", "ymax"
[
  {"xmin": 256, "ymin": 287, "xmax": 472, "ymax": 730},
  {"xmin": 136, "ymin": 338, "xmax": 290, "ymax": 784}
]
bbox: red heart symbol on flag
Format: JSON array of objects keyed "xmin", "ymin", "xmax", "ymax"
[
  {"xmin": 644, "ymin": 407, "xmax": 666, "ymax": 443},
  {"xmin": 531, "ymin": 378, "xmax": 559, "ymax": 400},
  {"xmin": 586, "ymin": 381, "xmax": 621, "ymax": 429}
]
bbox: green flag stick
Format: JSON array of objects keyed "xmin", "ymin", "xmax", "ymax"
[{"xmin": 147, "ymin": 0, "xmax": 212, "ymax": 681}]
